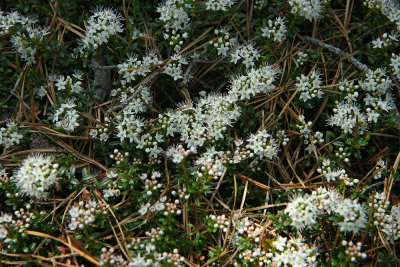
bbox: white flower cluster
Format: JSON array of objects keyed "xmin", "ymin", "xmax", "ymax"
[
  {"xmin": 271, "ymin": 236, "xmax": 318, "ymax": 266},
  {"xmin": 230, "ymin": 64, "xmax": 279, "ymax": 100},
  {"xmin": 117, "ymin": 52, "xmax": 162, "ymax": 86},
  {"xmin": 0, "ymin": 206, "xmax": 35, "ymax": 240},
  {"xmin": 116, "ymin": 65, "xmax": 279, "ymax": 157},
  {"xmin": 172, "ymin": 187, "xmax": 190, "ymax": 202},
  {"xmin": 13, "ymin": 154, "xmax": 59, "ymax": 200},
  {"xmin": 89, "ymin": 119, "xmax": 111, "ymax": 143},
  {"xmin": 166, "ymin": 144, "xmax": 195, "ymax": 164},
  {"xmin": 373, "ymin": 159, "xmax": 386, "ymax": 179},
  {"xmin": 195, "ymin": 147, "xmax": 228, "ymax": 180},
  {"xmin": 285, "ymin": 188, "xmax": 368, "ymax": 234},
  {"xmin": 52, "ymin": 99, "xmax": 80, "ymax": 132},
  {"xmin": 205, "ymin": 0, "xmax": 235, "ymax": 11},
  {"xmin": 158, "ymin": 0, "xmax": 191, "ymax": 31},
  {"xmin": 0, "ymin": 11, "xmax": 48, "ymax": 65},
  {"xmin": 138, "ymin": 196, "xmax": 167, "ymax": 216},
  {"xmin": 363, "ymin": 0, "xmax": 400, "ymax": 30},
  {"xmin": 11, "ymin": 25, "xmax": 48, "ymax": 65},
  {"xmin": 296, "ymin": 115, "xmax": 312, "ymax": 138},
  {"xmin": 294, "ymin": 51, "xmax": 308, "ymax": 67},
  {"xmin": 143, "ymin": 171, "xmax": 163, "ymax": 196},
  {"xmin": 288, "ymin": 0, "xmax": 329, "ymax": 21},
  {"xmin": 304, "ymin": 131, "xmax": 324, "ymax": 154},
  {"xmin": 326, "ymin": 101, "xmax": 368, "ymax": 134},
  {"xmin": 339, "ymin": 80, "xmax": 359, "ymax": 102},
  {"xmin": 382, "ymin": 205, "xmax": 400, "ymax": 241},
  {"xmin": 211, "ymin": 213, "xmax": 262, "ymax": 245},
  {"xmin": 254, "ymin": 0, "xmax": 268, "ymax": 9},
  {"xmin": 246, "ymin": 129, "xmax": 279, "ymax": 160},
  {"xmin": 109, "ymin": 149, "xmax": 129, "ymax": 165},
  {"xmin": 209, "ymin": 28, "xmax": 237, "ymax": 56},
  {"xmin": 0, "ymin": 11, "xmax": 29, "ymax": 35},
  {"xmin": 231, "ymin": 215, "xmax": 261, "ymax": 242},
  {"xmin": 360, "ymin": 68, "xmax": 395, "ymax": 122},
  {"xmin": 0, "ymin": 213, "xmax": 11, "ymax": 239},
  {"xmin": 125, "ymin": 232, "xmax": 184, "ymax": 266},
  {"xmin": 81, "ymin": 7, "xmax": 123, "ymax": 50},
  {"xmin": 296, "ymin": 70, "xmax": 324, "ymax": 102},
  {"xmin": 160, "ymin": 95, "xmax": 239, "ymax": 150},
  {"xmin": 390, "ymin": 53, "xmax": 400, "ymax": 80},
  {"xmin": 111, "ymin": 86, "xmax": 153, "ymax": 118},
  {"xmin": 54, "ymin": 72, "xmax": 84, "ymax": 94},
  {"xmin": 115, "ymin": 113, "xmax": 145, "ymax": 143},
  {"xmin": 157, "ymin": 0, "xmax": 192, "ymax": 51},
  {"xmin": 0, "ymin": 121, "xmax": 23, "ymax": 149},
  {"xmin": 369, "ymin": 193, "xmax": 400, "ymax": 242},
  {"xmin": 295, "ymin": 115, "xmax": 324, "ymax": 154},
  {"xmin": 370, "ymin": 192, "xmax": 390, "ymax": 226},
  {"xmin": 164, "ymin": 54, "xmax": 188, "ymax": 80},
  {"xmin": 164, "ymin": 201, "xmax": 182, "ymax": 216},
  {"xmin": 341, "ymin": 241, "xmax": 367, "ymax": 262},
  {"xmin": 0, "ymin": 168, "xmax": 9, "ymax": 186},
  {"xmin": 102, "ymin": 171, "xmax": 121, "ymax": 199},
  {"xmin": 230, "ymin": 43, "xmax": 260, "ymax": 68},
  {"xmin": 136, "ymin": 132, "xmax": 165, "ymax": 158},
  {"xmin": 208, "ymin": 214, "xmax": 230, "ymax": 232},
  {"xmin": 276, "ymin": 130, "xmax": 290, "ymax": 146},
  {"xmin": 317, "ymin": 158, "xmax": 347, "ymax": 182},
  {"xmin": 285, "ymin": 194, "xmax": 319, "ymax": 230},
  {"xmin": 372, "ymin": 32, "xmax": 398, "ymax": 48},
  {"xmin": 261, "ymin": 17, "xmax": 287, "ymax": 42},
  {"xmin": 100, "ymin": 247, "xmax": 131, "ymax": 267},
  {"xmin": 67, "ymin": 199, "xmax": 108, "ymax": 231}
]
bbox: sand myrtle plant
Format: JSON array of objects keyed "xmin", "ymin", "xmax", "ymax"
[{"xmin": 1, "ymin": 0, "xmax": 400, "ymax": 265}]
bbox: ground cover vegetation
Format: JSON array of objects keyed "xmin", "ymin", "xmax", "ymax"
[{"xmin": 0, "ymin": 0, "xmax": 400, "ymax": 266}]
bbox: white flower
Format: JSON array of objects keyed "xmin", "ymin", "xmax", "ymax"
[
  {"xmin": 166, "ymin": 144, "xmax": 193, "ymax": 164},
  {"xmin": 273, "ymin": 236, "xmax": 287, "ymax": 251},
  {"xmin": 139, "ymin": 203, "xmax": 151, "ymax": 216},
  {"xmin": 81, "ymin": 7, "xmax": 123, "ymax": 50},
  {"xmin": 0, "ymin": 225, "xmax": 7, "ymax": 239},
  {"xmin": 205, "ymin": 0, "xmax": 236, "ymax": 11},
  {"xmin": 118, "ymin": 52, "xmax": 162, "ymax": 85},
  {"xmin": 52, "ymin": 100, "xmax": 80, "ymax": 132},
  {"xmin": 390, "ymin": 53, "xmax": 400, "ymax": 80},
  {"xmin": 163, "ymin": 54, "xmax": 188, "ymax": 80},
  {"xmin": 246, "ymin": 129, "xmax": 279, "ymax": 160},
  {"xmin": 261, "ymin": 17, "xmax": 287, "ymax": 42},
  {"xmin": 296, "ymin": 70, "xmax": 324, "ymax": 102},
  {"xmin": 230, "ymin": 43, "xmax": 260, "ymax": 68},
  {"xmin": 288, "ymin": 0, "xmax": 329, "ymax": 21},
  {"xmin": 326, "ymin": 101, "xmax": 368, "ymax": 134},
  {"xmin": 272, "ymin": 236, "xmax": 318, "ymax": 266},
  {"xmin": 9, "ymin": 23, "xmax": 48, "ymax": 65},
  {"xmin": 372, "ymin": 32, "xmax": 398, "ymax": 49},
  {"xmin": 13, "ymin": 154, "xmax": 59, "ymax": 200},
  {"xmin": 285, "ymin": 194, "xmax": 319, "ymax": 230},
  {"xmin": 229, "ymin": 64, "xmax": 279, "ymax": 101},
  {"xmin": 103, "ymin": 189, "xmax": 120, "ymax": 198},
  {"xmin": 0, "ymin": 121, "xmax": 23, "ymax": 149}
]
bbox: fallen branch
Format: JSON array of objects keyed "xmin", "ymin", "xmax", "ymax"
[{"xmin": 303, "ymin": 35, "xmax": 371, "ymax": 73}]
